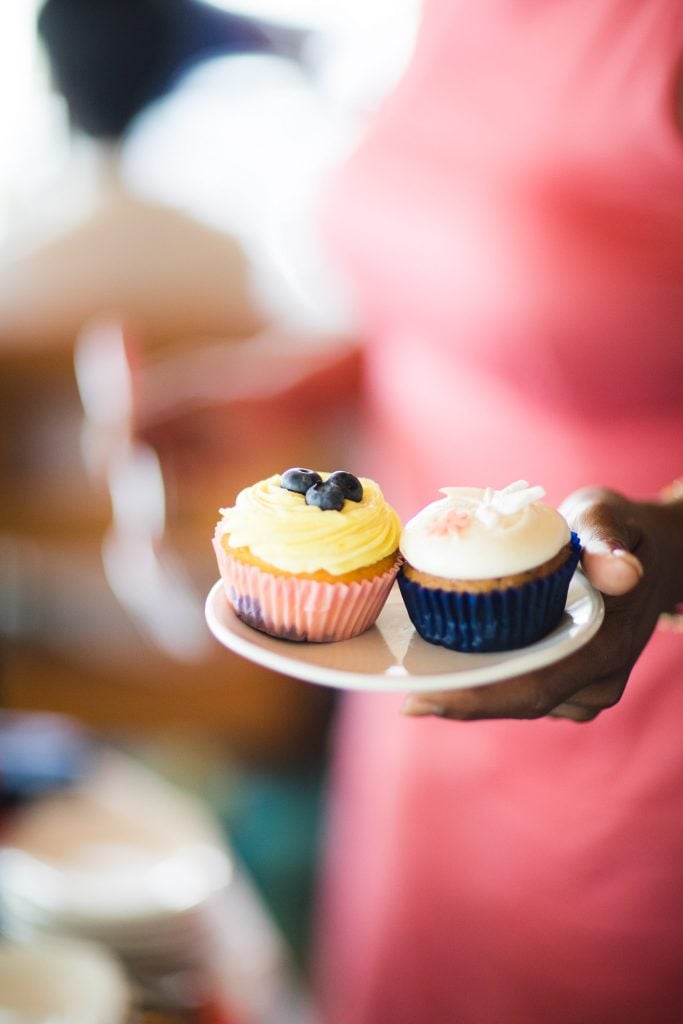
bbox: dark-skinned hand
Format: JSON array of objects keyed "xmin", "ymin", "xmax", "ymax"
[{"xmin": 402, "ymin": 487, "xmax": 683, "ymax": 723}]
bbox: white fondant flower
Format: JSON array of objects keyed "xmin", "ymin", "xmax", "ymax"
[{"xmin": 440, "ymin": 481, "xmax": 545, "ymax": 528}]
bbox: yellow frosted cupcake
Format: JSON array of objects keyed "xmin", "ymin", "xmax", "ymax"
[
  {"xmin": 398, "ymin": 481, "xmax": 581, "ymax": 652},
  {"xmin": 213, "ymin": 468, "xmax": 402, "ymax": 642}
]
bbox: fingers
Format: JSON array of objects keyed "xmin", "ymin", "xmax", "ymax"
[
  {"xmin": 547, "ymin": 703, "xmax": 600, "ymax": 722},
  {"xmin": 560, "ymin": 487, "xmax": 644, "ymax": 596},
  {"xmin": 581, "ymin": 548, "xmax": 644, "ymax": 596},
  {"xmin": 401, "ymin": 665, "xmax": 627, "ymax": 722},
  {"xmin": 546, "ymin": 669, "xmax": 630, "ymax": 722},
  {"xmin": 401, "ymin": 601, "xmax": 631, "ymax": 721},
  {"xmin": 401, "ymin": 660, "xmax": 582, "ymax": 720}
]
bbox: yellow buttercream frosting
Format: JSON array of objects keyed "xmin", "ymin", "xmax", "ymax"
[{"xmin": 217, "ymin": 473, "xmax": 402, "ymax": 576}]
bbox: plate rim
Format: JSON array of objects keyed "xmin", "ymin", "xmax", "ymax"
[{"xmin": 205, "ymin": 574, "xmax": 605, "ymax": 693}]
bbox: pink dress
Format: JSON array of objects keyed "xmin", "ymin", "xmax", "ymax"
[{"xmin": 316, "ymin": 3, "xmax": 683, "ymax": 1022}]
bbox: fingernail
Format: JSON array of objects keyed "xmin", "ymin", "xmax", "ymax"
[
  {"xmin": 401, "ymin": 696, "xmax": 445, "ymax": 717},
  {"xmin": 584, "ymin": 539, "xmax": 613, "ymax": 556},
  {"xmin": 611, "ymin": 549, "xmax": 644, "ymax": 578}
]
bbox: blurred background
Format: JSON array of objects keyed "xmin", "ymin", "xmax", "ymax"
[{"xmin": 0, "ymin": 1, "xmax": 419, "ymax": 1020}]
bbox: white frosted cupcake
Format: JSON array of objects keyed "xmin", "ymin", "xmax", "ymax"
[
  {"xmin": 213, "ymin": 468, "xmax": 402, "ymax": 642},
  {"xmin": 397, "ymin": 481, "xmax": 581, "ymax": 652}
]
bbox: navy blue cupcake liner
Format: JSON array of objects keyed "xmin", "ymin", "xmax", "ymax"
[{"xmin": 397, "ymin": 532, "xmax": 582, "ymax": 653}]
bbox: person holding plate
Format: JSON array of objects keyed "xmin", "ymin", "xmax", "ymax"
[{"xmin": 83, "ymin": 2, "xmax": 683, "ymax": 1021}]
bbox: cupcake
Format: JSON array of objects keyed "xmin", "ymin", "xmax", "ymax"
[
  {"xmin": 397, "ymin": 481, "xmax": 581, "ymax": 652},
  {"xmin": 213, "ymin": 468, "xmax": 402, "ymax": 642}
]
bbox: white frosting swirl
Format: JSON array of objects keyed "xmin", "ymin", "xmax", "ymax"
[{"xmin": 399, "ymin": 482, "xmax": 570, "ymax": 579}]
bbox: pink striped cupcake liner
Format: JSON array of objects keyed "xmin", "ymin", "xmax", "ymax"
[{"xmin": 213, "ymin": 538, "xmax": 402, "ymax": 643}]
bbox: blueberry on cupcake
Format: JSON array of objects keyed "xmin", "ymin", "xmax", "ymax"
[{"xmin": 213, "ymin": 469, "xmax": 402, "ymax": 642}]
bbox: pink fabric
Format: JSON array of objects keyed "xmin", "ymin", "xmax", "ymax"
[{"xmin": 315, "ymin": 2, "xmax": 683, "ymax": 1022}]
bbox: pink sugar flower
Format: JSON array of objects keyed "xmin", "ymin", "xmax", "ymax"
[{"xmin": 428, "ymin": 509, "xmax": 472, "ymax": 537}]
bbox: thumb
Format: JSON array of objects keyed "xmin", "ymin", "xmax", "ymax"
[{"xmin": 560, "ymin": 488, "xmax": 644, "ymax": 597}]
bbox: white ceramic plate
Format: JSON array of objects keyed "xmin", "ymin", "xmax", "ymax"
[{"xmin": 205, "ymin": 574, "xmax": 604, "ymax": 693}]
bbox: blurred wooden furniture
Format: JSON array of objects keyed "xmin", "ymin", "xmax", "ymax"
[
  {"xmin": 0, "ymin": 339, "xmax": 362, "ymax": 767},
  {"xmin": 0, "ymin": 185, "xmax": 264, "ymax": 355}
]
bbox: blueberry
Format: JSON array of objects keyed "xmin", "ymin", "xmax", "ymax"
[
  {"xmin": 327, "ymin": 471, "xmax": 363, "ymax": 502},
  {"xmin": 280, "ymin": 467, "xmax": 322, "ymax": 495},
  {"xmin": 305, "ymin": 480, "xmax": 345, "ymax": 511}
]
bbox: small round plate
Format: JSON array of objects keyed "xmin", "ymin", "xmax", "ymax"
[{"xmin": 205, "ymin": 574, "xmax": 604, "ymax": 693}]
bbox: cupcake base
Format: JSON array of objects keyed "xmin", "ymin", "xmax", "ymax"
[
  {"xmin": 397, "ymin": 533, "xmax": 581, "ymax": 653},
  {"xmin": 213, "ymin": 539, "xmax": 402, "ymax": 643}
]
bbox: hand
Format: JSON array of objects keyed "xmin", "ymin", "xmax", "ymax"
[{"xmin": 402, "ymin": 486, "xmax": 683, "ymax": 723}]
